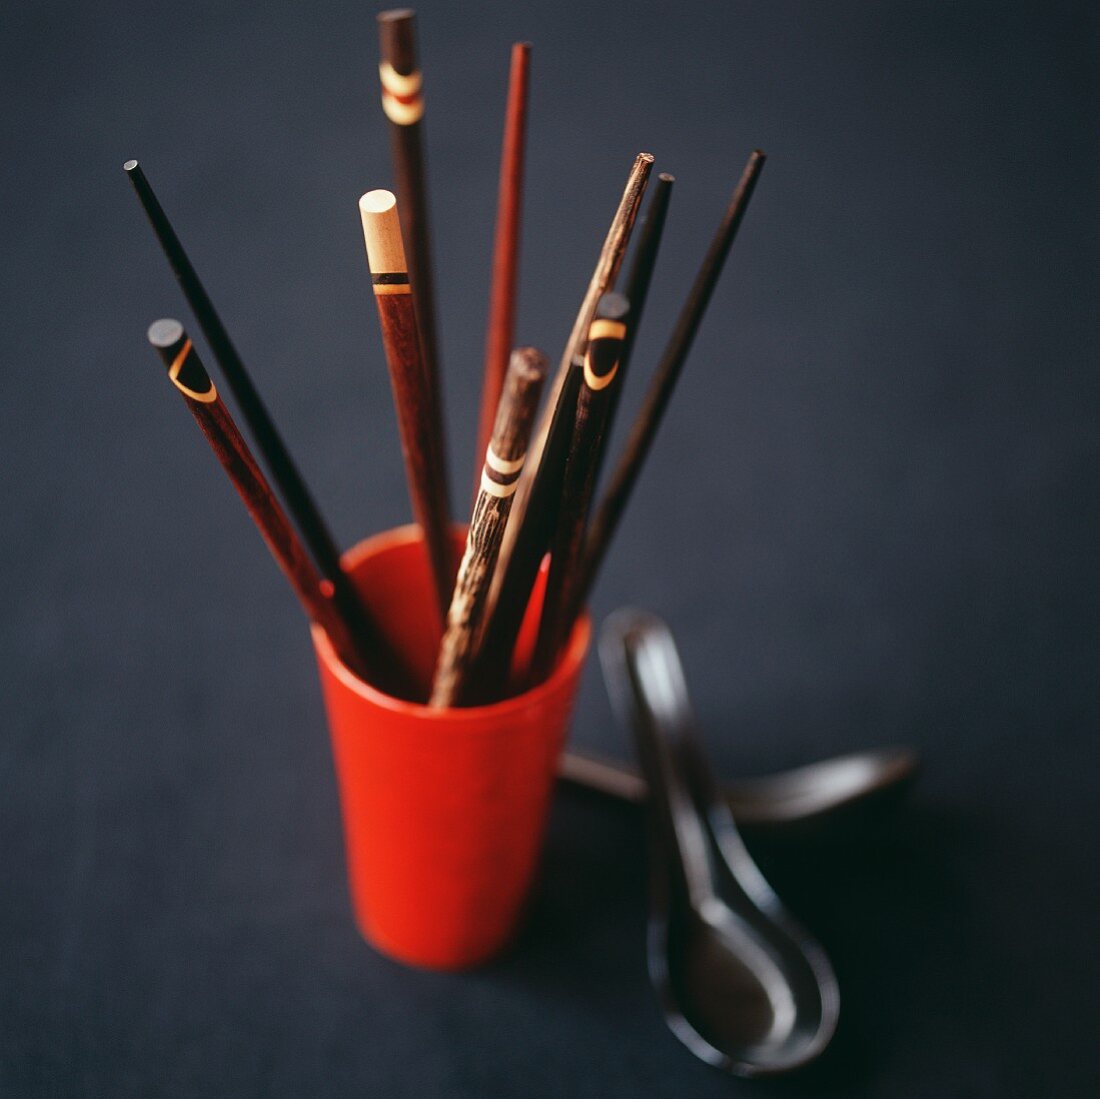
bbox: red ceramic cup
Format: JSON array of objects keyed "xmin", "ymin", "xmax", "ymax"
[{"xmin": 311, "ymin": 525, "xmax": 590, "ymax": 971}]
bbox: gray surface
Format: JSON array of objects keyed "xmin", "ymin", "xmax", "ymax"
[{"xmin": 1, "ymin": 0, "xmax": 1097, "ymax": 1094}]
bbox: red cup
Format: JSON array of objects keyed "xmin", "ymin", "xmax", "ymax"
[{"xmin": 311, "ymin": 525, "xmax": 590, "ymax": 970}]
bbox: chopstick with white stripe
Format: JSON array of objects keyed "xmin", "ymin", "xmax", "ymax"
[{"xmin": 430, "ymin": 347, "xmax": 548, "ymax": 707}]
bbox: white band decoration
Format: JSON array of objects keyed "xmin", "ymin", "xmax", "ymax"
[
  {"xmin": 485, "ymin": 447, "xmax": 526, "ymax": 476},
  {"xmin": 378, "ymin": 62, "xmax": 422, "ymax": 97},
  {"xmin": 480, "ymin": 470, "xmax": 519, "ymax": 498},
  {"xmin": 382, "ymin": 95, "xmax": 424, "ymax": 125},
  {"xmin": 379, "ymin": 62, "xmax": 424, "ymax": 124}
]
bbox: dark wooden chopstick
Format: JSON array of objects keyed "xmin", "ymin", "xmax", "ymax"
[
  {"xmin": 591, "ymin": 172, "xmax": 674, "ymax": 489},
  {"xmin": 147, "ymin": 319, "xmax": 367, "ymax": 676},
  {"xmin": 377, "ymin": 8, "xmax": 450, "ymax": 526},
  {"xmin": 359, "ymin": 188, "xmax": 454, "ymax": 621},
  {"xmin": 125, "ymin": 159, "xmax": 392, "ymax": 679},
  {"xmin": 474, "ymin": 42, "xmax": 533, "ymax": 493},
  {"xmin": 531, "ymin": 293, "xmax": 630, "ymax": 682},
  {"xmin": 570, "ymin": 151, "xmax": 767, "ymax": 618}
]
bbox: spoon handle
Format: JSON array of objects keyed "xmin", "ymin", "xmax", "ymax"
[
  {"xmin": 557, "ymin": 749, "xmax": 648, "ymax": 802},
  {"xmin": 598, "ymin": 611, "xmax": 723, "ymax": 908},
  {"xmin": 557, "ymin": 746, "xmax": 918, "ymax": 829}
]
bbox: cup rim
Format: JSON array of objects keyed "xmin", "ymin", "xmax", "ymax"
[{"xmin": 311, "ymin": 524, "xmax": 591, "ymax": 722}]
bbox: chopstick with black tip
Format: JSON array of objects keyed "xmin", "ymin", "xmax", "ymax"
[
  {"xmin": 147, "ymin": 319, "xmax": 366, "ymax": 676},
  {"xmin": 590, "ymin": 172, "xmax": 674, "ymax": 488},
  {"xmin": 123, "ymin": 159, "xmax": 391, "ymax": 677},
  {"xmin": 529, "ymin": 293, "xmax": 630, "ymax": 683}
]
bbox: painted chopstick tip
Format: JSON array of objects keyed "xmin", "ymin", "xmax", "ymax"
[
  {"xmin": 596, "ymin": 292, "xmax": 630, "ymax": 322},
  {"xmin": 147, "ymin": 318, "xmax": 184, "ymax": 349},
  {"xmin": 123, "ymin": 158, "xmax": 139, "ymax": 173}
]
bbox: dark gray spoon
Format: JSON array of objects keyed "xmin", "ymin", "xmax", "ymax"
[{"xmin": 600, "ymin": 610, "xmax": 840, "ymax": 1075}]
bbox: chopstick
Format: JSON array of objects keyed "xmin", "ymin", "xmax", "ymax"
[
  {"xmin": 474, "ymin": 42, "xmax": 533, "ymax": 492},
  {"xmin": 127, "ymin": 16, "xmax": 771, "ymax": 716},
  {"xmin": 377, "ymin": 9, "xmax": 450, "ymax": 525},
  {"xmin": 569, "ymin": 151, "xmax": 767, "ymax": 620},
  {"xmin": 125, "ymin": 159, "xmax": 391, "ymax": 677},
  {"xmin": 530, "ymin": 293, "xmax": 630, "ymax": 682},
  {"xmin": 359, "ymin": 188, "xmax": 454, "ymax": 621},
  {"xmin": 497, "ymin": 152, "xmax": 655, "ymax": 582},
  {"xmin": 590, "ymin": 172, "xmax": 674, "ymax": 488},
  {"xmin": 463, "ymin": 343, "xmax": 583, "ymax": 698},
  {"xmin": 431, "ymin": 346, "xmax": 548, "ymax": 707},
  {"xmin": 147, "ymin": 319, "xmax": 367, "ymax": 676}
]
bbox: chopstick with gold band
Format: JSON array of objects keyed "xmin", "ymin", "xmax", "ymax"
[
  {"xmin": 590, "ymin": 172, "xmax": 674, "ymax": 489},
  {"xmin": 530, "ymin": 294, "xmax": 630, "ymax": 682},
  {"xmin": 573, "ymin": 150, "xmax": 767, "ymax": 617},
  {"xmin": 430, "ymin": 346, "xmax": 548, "ymax": 708},
  {"xmin": 359, "ymin": 188, "xmax": 453, "ymax": 621},
  {"xmin": 147, "ymin": 319, "xmax": 366, "ymax": 676}
]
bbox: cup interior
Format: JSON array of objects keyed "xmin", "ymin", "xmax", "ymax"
[{"xmin": 315, "ymin": 524, "xmax": 587, "ymax": 711}]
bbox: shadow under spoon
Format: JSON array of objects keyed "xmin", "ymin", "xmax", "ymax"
[{"xmin": 599, "ymin": 610, "xmax": 840, "ymax": 1076}]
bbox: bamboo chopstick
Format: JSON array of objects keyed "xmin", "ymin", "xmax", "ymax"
[{"xmin": 432, "ymin": 346, "xmax": 548, "ymax": 707}]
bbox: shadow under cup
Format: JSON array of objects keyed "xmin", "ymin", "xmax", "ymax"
[{"xmin": 311, "ymin": 525, "xmax": 590, "ymax": 971}]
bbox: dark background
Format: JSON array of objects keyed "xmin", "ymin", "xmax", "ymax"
[{"xmin": 1, "ymin": 0, "xmax": 1097, "ymax": 1094}]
